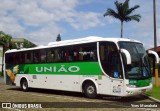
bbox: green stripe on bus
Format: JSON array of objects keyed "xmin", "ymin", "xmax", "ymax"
[
  {"xmin": 17, "ymin": 62, "xmax": 102, "ymax": 75},
  {"xmin": 129, "ymin": 78, "xmax": 151, "ymax": 87}
]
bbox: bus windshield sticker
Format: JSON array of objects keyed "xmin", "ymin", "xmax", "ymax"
[
  {"xmin": 143, "ymin": 70, "xmax": 147, "ymax": 77},
  {"xmin": 114, "ymin": 72, "xmax": 119, "ymax": 78}
]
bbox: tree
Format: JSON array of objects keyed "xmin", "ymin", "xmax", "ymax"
[
  {"xmin": 56, "ymin": 34, "xmax": 61, "ymax": 42},
  {"xmin": 0, "ymin": 31, "xmax": 12, "ymax": 50},
  {"xmin": 0, "ymin": 31, "xmax": 12, "ymax": 76},
  {"xmin": 104, "ymin": 0, "xmax": 141, "ymax": 38}
]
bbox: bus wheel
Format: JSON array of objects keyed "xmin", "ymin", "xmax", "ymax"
[
  {"xmin": 84, "ymin": 83, "xmax": 97, "ymax": 99},
  {"xmin": 21, "ymin": 79, "xmax": 28, "ymax": 92}
]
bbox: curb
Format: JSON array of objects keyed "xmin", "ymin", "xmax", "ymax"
[{"xmin": 142, "ymin": 94, "xmax": 160, "ymax": 103}]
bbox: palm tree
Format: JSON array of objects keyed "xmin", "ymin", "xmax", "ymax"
[{"xmin": 104, "ymin": 0, "xmax": 141, "ymax": 38}]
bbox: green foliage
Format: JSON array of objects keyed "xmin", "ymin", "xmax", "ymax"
[
  {"xmin": 104, "ymin": 0, "xmax": 141, "ymax": 22},
  {"xmin": 23, "ymin": 40, "xmax": 36, "ymax": 48},
  {"xmin": 0, "ymin": 31, "xmax": 12, "ymax": 42},
  {"xmin": 147, "ymin": 85, "xmax": 160, "ymax": 100},
  {"xmin": 0, "ymin": 31, "xmax": 36, "ymax": 49},
  {"xmin": 0, "ymin": 31, "xmax": 12, "ymax": 52},
  {"xmin": 104, "ymin": 0, "xmax": 141, "ymax": 38}
]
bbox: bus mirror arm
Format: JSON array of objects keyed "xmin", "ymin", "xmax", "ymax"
[
  {"xmin": 147, "ymin": 50, "xmax": 159, "ymax": 64},
  {"xmin": 120, "ymin": 49, "xmax": 131, "ymax": 65}
]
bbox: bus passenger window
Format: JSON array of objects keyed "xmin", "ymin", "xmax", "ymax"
[
  {"xmin": 25, "ymin": 55, "xmax": 30, "ymax": 63},
  {"xmin": 76, "ymin": 43, "xmax": 97, "ymax": 61},
  {"xmin": 33, "ymin": 50, "xmax": 40, "ymax": 63},
  {"xmin": 12, "ymin": 54, "xmax": 16, "ymax": 64},
  {"xmin": 64, "ymin": 46, "xmax": 75, "ymax": 62},
  {"xmin": 79, "ymin": 47, "xmax": 83, "ymax": 61},
  {"xmin": 7, "ymin": 53, "xmax": 16, "ymax": 65},
  {"xmin": 25, "ymin": 52, "xmax": 33, "ymax": 63},
  {"xmin": 58, "ymin": 49, "xmax": 65, "ymax": 62},
  {"xmin": 19, "ymin": 52, "xmax": 25, "ymax": 64},
  {"xmin": 41, "ymin": 50, "xmax": 46, "ymax": 63},
  {"xmin": 74, "ymin": 49, "xmax": 79, "ymax": 61},
  {"xmin": 54, "ymin": 49, "xmax": 59, "ymax": 62},
  {"xmin": 68, "ymin": 52, "xmax": 74, "ymax": 61},
  {"xmin": 46, "ymin": 49, "xmax": 54, "ymax": 63}
]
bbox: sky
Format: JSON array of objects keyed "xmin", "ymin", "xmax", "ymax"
[{"xmin": 0, "ymin": 0, "xmax": 160, "ymax": 49}]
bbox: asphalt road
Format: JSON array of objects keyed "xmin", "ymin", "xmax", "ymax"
[
  {"xmin": 0, "ymin": 82, "xmax": 159, "ymax": 111},
  {"xmin": 0, "ymin": 77, "xmax": 4, "ymax": 83}
]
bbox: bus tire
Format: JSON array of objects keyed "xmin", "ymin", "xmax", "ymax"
[
  {"xmin": 84, "ymin": 83, "xmax": 97, "ymax": 99},
  {"xmin": 20, "ymin": 79, "xmax": 29, "ymax": 92}
]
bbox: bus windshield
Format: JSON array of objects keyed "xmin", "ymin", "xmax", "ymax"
[{"xmin": 119, "ymin": 42, "xmax": 151, "ymax": 79}]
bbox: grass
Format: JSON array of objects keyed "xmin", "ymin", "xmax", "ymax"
[{"xmin": 147, "ymin": 85, "xmax": 160, "ymax": 100}]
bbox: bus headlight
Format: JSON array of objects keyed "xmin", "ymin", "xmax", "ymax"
[{"xmin": 126, "ymin": 84, "xmax": 136, "ymax": 88}]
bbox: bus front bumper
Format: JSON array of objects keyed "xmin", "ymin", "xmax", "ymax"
[{"xmin": 124, "ymin": 84, "xmax": 152, "ymax": 96}]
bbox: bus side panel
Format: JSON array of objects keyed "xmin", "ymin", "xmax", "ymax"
[
  {"xmin": 98, "ymin": 75, "xmax": 111, "ymax": 95},
  {"xmin": 14, "ymin": 74, "xmax": 29, "ymax": 87},
  {"xmin": 16, "ymin": 74, "xmax": 81, "ymax": 92}
]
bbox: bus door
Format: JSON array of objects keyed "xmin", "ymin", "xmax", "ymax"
[{"xmin": 109, "ymin": 51, "xmax": 124, "ymax": 96}]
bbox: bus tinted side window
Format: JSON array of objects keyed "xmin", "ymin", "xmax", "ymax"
[
  {"xmin": 46, "ymin": 49, "xmax": 54, "ymax": 63},
  {"xmin": 48, "ymin": 42, "xmax": 97, "ymax": 63},
  {"xmin": 62, "ymin": 42, "xmax": 97, "ymax": 62},
  {"xmin": 46, "ymin": 48, "xmax": 64, "ymax": 63},
  {"xmin": 5, "ymin": 53, "xmax": 12, "ymax": 65},
  {"xmin": 63, "ymin": 46, "xmax": 78, "ymax": 62},
  {"xmin": 5, "ymin": 52, "xmax": 21, "ymax": 66},
  {"xmin": 33, "ymin": 50, "xmax": 40, "ymax": 63},
  {"xmin": 78, "ymin": 43, "xmax": 97, "ymax": 61},
  {"xmin": 40, "ymin": 49, "xmax": 46, "ymax": 63},
  {"xmin": 5, "ymin": 53, "xmax": 13, "ymax": 69},
  {"xmin": 19, "ymin": 52, "xmax": 25, "ymax": 64},
  {"xmin": 5, "ymin": 42, "xmax": 97, "ymax": 65},
  {"xmin": 25, "ymin": 51, "xmax": 33, "ymax": 63}
]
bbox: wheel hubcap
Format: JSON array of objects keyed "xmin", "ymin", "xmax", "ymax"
[
  {"xmin": 23, "ymin": 82, "xmax": 27, "ymax": 89},
  {"xmin": 87, "ymin": 86, "xmax": 94, "ymax": 94}
]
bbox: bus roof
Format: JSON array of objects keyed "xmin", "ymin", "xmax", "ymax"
[{"xmin": 5, "ymin": 36, "xmax": 141, "ymax": 53}]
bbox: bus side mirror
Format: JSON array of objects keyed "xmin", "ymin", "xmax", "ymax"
[
  {"xmin": 120, "ymin": 49, "xmax": 131, "ymax": 65},
  {"xmin": 147, "ymin": 50, "xmax": 159, "ymax": 64}
]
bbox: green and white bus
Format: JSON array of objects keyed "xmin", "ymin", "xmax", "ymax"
[{"xmin": 4, "ymin": 36, "xmax": 159, "ymax": 98}]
